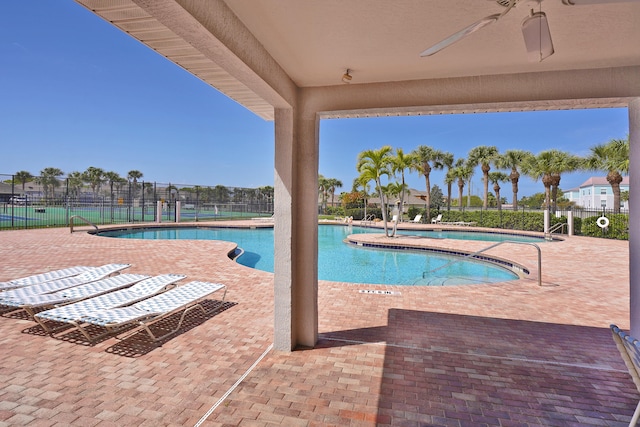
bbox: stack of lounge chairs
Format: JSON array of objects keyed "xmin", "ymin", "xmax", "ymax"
[{"xmin": 0, "ymin": 265, "xmax": 227, "ymax": 343}]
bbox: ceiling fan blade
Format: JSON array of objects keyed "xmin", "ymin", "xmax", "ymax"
[{"xmin": 420, "ymin": 13, "xmax": 501, "ymax": 57}]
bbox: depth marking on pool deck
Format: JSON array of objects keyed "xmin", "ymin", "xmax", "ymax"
[{"xmin": 359, "ymin": 290, "xmax": 401, "ymax": 296}]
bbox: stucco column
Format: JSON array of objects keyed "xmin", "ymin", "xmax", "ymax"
[
  {"xmin": 629, "ymin": 99, "xmax": 640, "ymax": 336},
  {"xmin": 273, "ymin": 106, "xmax": 319, "ymax": 351}
]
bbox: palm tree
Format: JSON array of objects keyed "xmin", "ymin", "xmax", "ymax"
[
  {"xmin": 391, "ymin": 148, "xmax": 416, "ymax": 232},
  {"xmin": 37, "ymin": 167, "xmax": 64, "ymax": 201},
  {"xmin": 495, "ymin": 150, "xmax": 533, "ymax": 211},
  {"xmin": 82, "ymin": 167, "xmax": 105, "ymax": 196},
  {"xmin": 435, "ymin": 152, "xmax": 455, "ymax": 212},
  {"xmin": 411, "ymin": 145, "xmax": 443, "ymax": 222},
  {"xmin": 327, "ymin": 178, "xmax": 343, "ymax": 209},
  {"xmin": 468, "ymin": 145, "xmax": 499, "ymax": 209},
  {"xmin": 585, "ymin": 137, "xmax": 629, "ymax": 213},
  {"xmin": 522, "ymin": 150, "xmax": 557, "ymax": 209},
  {"xmin": 357, "ymin": 146, "xmax": 393, "ymax": 236},
  {"xmin": 450, "ymin": 159, "xmax": 472, "ymax": 210},
  {"xmin": 352, "ymin": 176, "xmax": 371, "ymax": 220},
  {"xmin": 14, "ymin": 170, "xmax": 33, "ymax": 195},
  {"xmin": 487, "ymin": 172, "xmax": 509, "ymax": 211},
  {"xmin": 127, "ymin": 170, "xmax": 143, "ymax": 199},
  {"xmin": 318, "ymin": 175, "xmax": 330, "ymax": 214},
  {"xmin": 549, "ymin": 151, "xmax": 582, "ymax": 212},
  {"xmin": 67, "ymin": 171, "xmax": 84, "ymax": 202},
  {"xmin": 104, "ymin": 171, "xmax": 121, "ymax": 204}
]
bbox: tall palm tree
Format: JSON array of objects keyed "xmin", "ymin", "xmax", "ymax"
[
  {"xmin": 104, "ymin": 171, "xmax": 121, "ymax": 203},
  {"xmin": 327, "ymin": 178, "xmax": 343, "ymax": 209},
  {"xmin": 357, "ymin": 146, "xmax": 393, "ymax": 236},
  {"xmin": 435, "ymin": 152, "xmax": 454, "ymax": 212},
  {"xmin": 468, "ymin": 145, "xmax": 499, "ymax": 209},
  {"xmin": 82, "ymin": 167, "xmax": 105, "ymax": 196},
  {"xmin": 391, "ymin": 148, "xmax": 416, "ymax": 229},
  {"xmin": 549, "ymin": 151, "xmax": 582, "ymax": 212},
  {"xmin": 521, "ymin": 150, "xmax": 557, "ymax": 210},
  {"xmin": 318, "ymin": 174, "xmax": 330, "ymax": 214},
  {"xmin": 450, "ymin": 159, "xmax": 472, "ymax": 210},
  {"xmin": 585, "ymin": 137, "xmax": 629, "ymax": 213},
  {"xmin": 411, "ymin": 145, "xmax": 443, "ymax": 222},
  {"xmin": 67, "ymin": 171, "xmax": 84, "ymax": 201},
  {"xmin": 487, "ymin": 172, "xmax": 509, "ymax": 211},
  {"xmin": 37, "ymin": 167, "xmax": 64, "ymax": 201},
  {"xmin": 14, "ymin": 170, "xmax": 33, "ymax": 195},
  {"xmin": 127, "ymin": 170, "xmax": 143, "ymax": 199},
  {"xmin": 352, "ymin": 176, "xmax": 371, "ymax": 220},
  {"xmin": 495, "ymin": 150, "xmax": 533, "ymax": 211}
]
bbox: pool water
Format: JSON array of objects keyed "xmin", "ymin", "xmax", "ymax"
[{"xmin": 99, "ymin": 225, "xmax": 521, "ymax": 286}]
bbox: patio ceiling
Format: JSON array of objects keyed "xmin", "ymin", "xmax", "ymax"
[{"xmin": 75, "ymin": 0, "xmax": 640, "ymax": 119}]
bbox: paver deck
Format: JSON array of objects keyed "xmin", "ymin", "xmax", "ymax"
[{"xmin": 0, "ymin": 221, "xmax": 634, "ymax": 426}]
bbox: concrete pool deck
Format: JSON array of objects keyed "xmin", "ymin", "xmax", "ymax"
[{"xmin": 0, "ymin": 221, "xmax": 634, "ymax": 426}]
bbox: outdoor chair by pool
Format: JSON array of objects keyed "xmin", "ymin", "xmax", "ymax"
[
  {"xmin": 34, "ymin": 273, "xmax": 187, "ymax": 337},
  {"xmin": 1, "ymin": 274, "xmax": 150, "ymax": 318},
  {"xmin": 431, "ymin": 214, "xmax": 442, "ymax": 224},
  {"xmin": 0, "ymin": 266, "xmax": 93, "ymax": 292},
  {"xmin": 411, "ymin": 214, "xmax": 422, "ymax": 223},
  {"xmin": 80, "ymin": 281, "xmax": 226, "ymax": 342},
  {"xmin": 611, "ymin": 324, "xmax": 640, "ymax": 426},
  {"xmin": 0, "ymin": 263, "xmax": 130, "ymax": 305}
]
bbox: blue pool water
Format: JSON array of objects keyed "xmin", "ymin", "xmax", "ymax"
[{"xmin": 99, "ymin": 225, "xmax": 523, "ymax": 286}]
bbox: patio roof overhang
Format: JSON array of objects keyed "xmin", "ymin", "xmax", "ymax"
[{"xmin": 74, "ymin": 0, "xmax": 640, "ymax": 349}]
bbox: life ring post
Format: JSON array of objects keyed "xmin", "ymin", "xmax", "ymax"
[{"xmin": 596, "ymin": 216, "xmax": 609, "ymax": 229}]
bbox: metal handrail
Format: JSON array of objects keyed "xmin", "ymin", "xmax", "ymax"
[
  {"xmin": 546, "ymin": 223, "xmax": 566, "ymax": 240},
  {"xmin": 69, "ymin": 215, "xmax": 98, "ymax": 233},
  {"xmin": 424, "ymin": 240, "xmax": 542, "ymax": 286},
  {"xmin": 361, "ymin": 214, "xmax": 376, "ymax": 226}
]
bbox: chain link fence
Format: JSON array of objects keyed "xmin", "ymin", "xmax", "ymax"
[{"xmin": 0, "ymin": 174, "xmax": 273, "ymax": 230}]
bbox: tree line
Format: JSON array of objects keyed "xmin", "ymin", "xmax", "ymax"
[
  {"xmin": 8, "ymin": 167, "xmax": 275, "ymax": 206},
  {"xmin": 350, "ymin": 137, "xmax": 629, "ymax": 237}
]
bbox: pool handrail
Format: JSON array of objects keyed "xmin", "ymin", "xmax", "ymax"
[
  {"xmin": 425, "ymin": 240, "xmax": 542, "ymax": 287},
  {"xmin": 69, "ymin": 215, "xmax": 98, "ymax": 233}
]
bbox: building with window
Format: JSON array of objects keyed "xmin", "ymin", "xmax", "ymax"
[{"xmin": 565, "ymin": 176, "xmax": 629, "ymax": 210}]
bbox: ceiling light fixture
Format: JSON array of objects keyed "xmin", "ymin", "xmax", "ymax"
[
  {"xmin": 521, "ymin": 9, "xmax": 554, "ymax": 62},
  {"xmin": 342, "ymin": 69, "xmax": 352, "ymax": 84}
]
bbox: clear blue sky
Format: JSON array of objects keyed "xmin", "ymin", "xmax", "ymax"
[{"xmin": 1, "ymin": 1, "xmax": 629, "ymax": 198}]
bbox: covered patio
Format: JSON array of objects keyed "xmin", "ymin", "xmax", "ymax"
[
  {"xmin": 71, "ymin": 0, "xmax": 640, "ymax": 350},
  {"xmin": 1, "ymin": 0, "xmax": 639, "ymax": 424},
  {"xmin": 0, "ymin": 224, "xmax": 633, "ymax": 425}
]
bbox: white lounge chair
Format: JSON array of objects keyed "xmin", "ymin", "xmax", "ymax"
[
  {"xmin": 0, "ymin": 264, "xmax": 130, "ymax": 304},
  {"xmin": 431, "ymin": 214, "xmax": 442, "ymax": 224},
  {"xmin": 0, "ymin": 266, "xmax": 93, "ymax": 292},
  {"xmin": 34, "ymin": 274, "xmax": 186, "ymax": 337},
  {"xmin": 1, "ymin": 274, "xmax": 150, "ymax": 318},
  {"xmin": 80, "ymin": 281, "xmax": 226, "ymax": 342},
  {"xmin": 411, "ymin": 214, "xmax": 422, "ymax": 223}
]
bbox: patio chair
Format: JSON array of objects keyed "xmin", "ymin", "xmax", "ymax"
[
  {"xmin": 411, "ymin": 214, "xmax": 422, "ymax": 223},
  {"xmin": 1, "ymin": 274, "xmax": 150, "ymax": 318},
  {"xmin": 611, "ymin": 324, "xmax": 640, "ymax": 426},
  {"xmin": 34, "ymin": 273, "xmax": 186, "ymax": 337},
  {"xmin": 80, "ymin": 281, "xmax": 227, "ymax": 342},
  {"xmin": 0, "ymin": 266, "xmax": 93, "ymax": 292},
  {"xmin": 0, "ymin": 264, "xmax": 130, "ymax": 304},
  {"xmin": 431, "ymin": 214, "xmax": 442, "ymax": 224}
]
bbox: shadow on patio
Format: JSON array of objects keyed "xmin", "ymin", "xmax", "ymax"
[{"xmin": 212, "ymin": 309, "xmax": 639, "ymax": 426}]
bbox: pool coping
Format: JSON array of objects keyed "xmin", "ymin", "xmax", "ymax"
[{"xmin": 91, "ymin": 221, "xmax": 533, "ymax": 282}]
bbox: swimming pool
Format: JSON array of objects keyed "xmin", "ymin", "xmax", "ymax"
[{"xmin": 98, "ymin": 225, "xmax": 523, "ymax": 286}]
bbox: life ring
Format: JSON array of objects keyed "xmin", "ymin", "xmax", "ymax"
[{"xmin": 596, "ymin": 216, "xmax": 609, "ymax": 229}]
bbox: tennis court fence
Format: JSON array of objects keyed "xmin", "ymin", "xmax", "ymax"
[{"xmin": 0, "ymin": 174, "xmax": 273, "ymax": 230}]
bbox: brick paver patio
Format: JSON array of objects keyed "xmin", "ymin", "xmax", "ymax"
[{"xmin": 0, "ymin": 221, "xmax": 634, "ymax": 426}]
